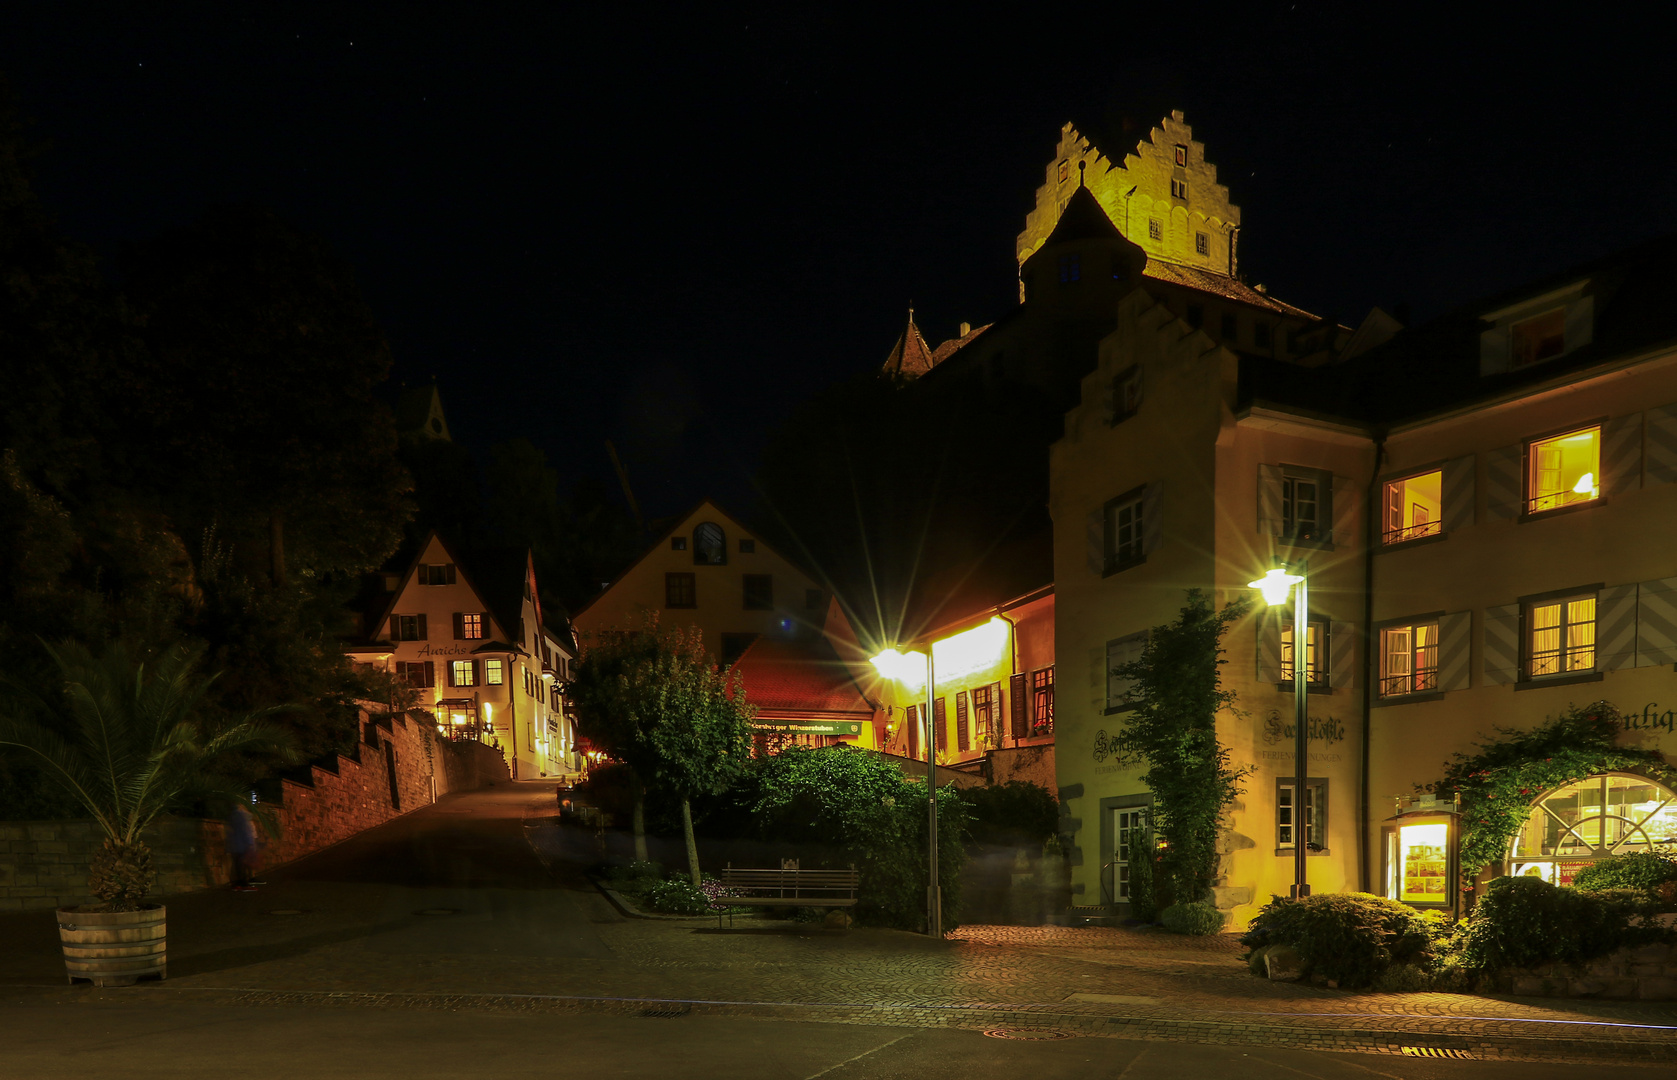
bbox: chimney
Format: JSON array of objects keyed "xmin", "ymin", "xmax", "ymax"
[{"xmin": 959, "ymin": 321, "xmax": 971, "ymax": 337}]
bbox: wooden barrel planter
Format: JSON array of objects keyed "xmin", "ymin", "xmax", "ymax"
[{"xmin": 56, "ymin": 905, "xmax": 167, "ymax": 987}]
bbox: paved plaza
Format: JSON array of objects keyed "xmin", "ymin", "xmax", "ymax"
[{"xmin": 1, "ymin": 781, "xmax": 1674, "ymax": 1074}]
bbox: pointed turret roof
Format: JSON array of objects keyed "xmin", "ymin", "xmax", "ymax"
[
  {"xmin": 1043, "ymin": 184, "xmax": 1125, "ymax": 246},
  {"xmin": 881, "ymin": 308, "xmax": 936, "ymax": 378}
]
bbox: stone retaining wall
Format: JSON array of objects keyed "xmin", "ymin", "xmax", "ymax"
[
  {"xmin": 1504, "ymin": 940, "xmax": 1677, "ymax": 1001},
  {"xmin": 0, "ymin": 710, "xmax": 509, "ymax": 911}
]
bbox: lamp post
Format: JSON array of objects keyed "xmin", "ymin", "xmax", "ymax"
[
  {"xmin": 869, "ymin": 646, "xmax": 941, "ymax": 938},
  {"xmin": 1248, "ymin": 563, "xmax": 1311, "ymax": 899}
]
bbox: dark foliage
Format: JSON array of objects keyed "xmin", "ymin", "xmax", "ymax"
[
  {"xmin": 1448, "ymin": 875, "xmax": 1675, "ymax": 974},
  {"xmin": 1571, "ymin": 852, "xmax": 1677, "ymax": 900},
  {"xmin": 960, "ymin": 780, "xmax": 1058, "ymax": 847},
  {"xmin": 1240, "ymin": 892, "xmax": 1445, "ymax": 988}
]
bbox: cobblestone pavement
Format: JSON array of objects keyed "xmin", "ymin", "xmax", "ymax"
[{"xmin": 3, "ymin": 781, "xmax": 1674, "ymax": 1065}]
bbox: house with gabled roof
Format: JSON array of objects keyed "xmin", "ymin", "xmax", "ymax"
[
  {"xmin": 345, "ymin": 531, "xmax": 576, "ymax": 781},
  {"xmin": 572, "ymin": 498, "xmax": 885, "ymax": 750}
]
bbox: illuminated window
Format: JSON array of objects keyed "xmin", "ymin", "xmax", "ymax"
[
  {"xmin": 1380, "ymin": 622, "xmax": 1438, "ymax": 697},
  {"xmin": 665, "ymin": 572, "xmax": 696, "ymax": 608},
  {"xmin": 1526, "ymin": 594, "xmax": 1596, "ymax": 678},
  {"xmin": 1111, "ymin": 365, "xmax": 1142, "ymax": 422},
  {"xmin": 1382, "ymin": 470, "xmax": 1442, "ymax": 543},
  {"xmin": 1031, "ymin": 667, "xmax": 1054, "ymax": 733},
  {"xmin": 1174, "ymin": 144, "xmax": 1187, "ymax": 167},
  {"xmin": 1058, "ymin": 254, "xmax": 1080, "ymax": 283},
  {"xmin": 1281, "ymin": 470, "xmax": 1329, "ymax": 542},
  {"xmin": 1511, "ymin": 308, "xmax": 1566, "ymax": 368},
  {"xmin": 459, "ymin": 612, "xmax": 484, "ymax": 640},
  {"xmin": 743, "ymin": 574, "xmax": 773, "ymax": 610},
  {"xmin": 1195, "ymin": 231, "xmax": 1209, "ymax": 256},
  {"xmin": 1114, "ymin": 807, "xmax": 1145, "ymax": 899},
  {"xmin": 1527, "ymin": 426, "xmax": 1600, "ymax": 513},
  {"xmin": 1392, "ymin": 821, "xmax": 1450, "ymax": 903},
  {"xmin": 1509, "ymin": 773, "xmax": 1677, "ymax": 883},
  {"xmin": 485, "ymin": 659, "xmax": 504, "ymax": 685},
  {"xmin": 1278, "ymin": 779, "xmax": 1326, "ymax": 850},
  {"xmin": 1280, "ymin": 619, "xmax": 1327, "ymax": 685},
  {"xmin": 450, "ymin": 660, "xmax": 477, "ymax": 687},
  {"xmin": 1148, "ymin": 219, "xmax": 1162, "ymax": 242},
  {"xmin": 1171, "ymin": 178, "xmax": 1188, "ymax": 200},
  {"xmin": 971, "ymin": 683, "xmax": 1000, "ymax": 748},
  {"xmin": 1104, "ymin": 492, "xmax": 1144, "ymax": 572}
]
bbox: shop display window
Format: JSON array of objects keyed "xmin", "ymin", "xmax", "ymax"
[{"xmin": 1507, "ymin": 773, "xmax": 1677, "ymax": 884}]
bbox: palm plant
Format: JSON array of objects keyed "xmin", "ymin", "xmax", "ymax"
[{"xmin": 0, "ymin": 639, "xmax": 296, "ymax": 911}]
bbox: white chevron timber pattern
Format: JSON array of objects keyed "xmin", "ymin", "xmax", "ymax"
[{"xmin": 1637, "ymin": 576, "xmax": 1677, "ymax": 667}]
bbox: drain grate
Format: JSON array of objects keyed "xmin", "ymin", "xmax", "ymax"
[
  {"xmin": 639, "ymin": 1006, "xmax": 691, "ymax": 1018},
  {"xmin": 984, "ymin": 1028, "xmax": 1075, "ymax": 1041},
  {"xmin": 1401, "ymin": 1047, "xmax": 1472, "ymax": 1059}
]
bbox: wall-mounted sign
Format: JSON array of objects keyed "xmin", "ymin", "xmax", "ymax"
[
  {"xmin": 749, "ymin": 719, "xmax": 863, "ymax": 737},
  {"xmin": 1620, "ymin": 704, "xmax": 1676, "ymax": 735},
  {"xmin": 1091, "ymin": 728, "xmax": 1142, "ymax": 766},
  {"xmin": 1261, "ymin": 710, "xmax": 1346, "ymax": 747}
]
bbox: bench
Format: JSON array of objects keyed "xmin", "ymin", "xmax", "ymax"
[{"xmin": 715, "ymin": 864, "xmax": 859, "ymax": 927}]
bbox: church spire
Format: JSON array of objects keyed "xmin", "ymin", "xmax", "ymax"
[{"xmin": 881, "ymin": 306, "xmax": 936, "ymax": 379}]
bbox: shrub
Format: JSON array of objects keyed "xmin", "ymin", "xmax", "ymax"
[
  {"xmin": 1240, "ymin": 893, "xmax": 1444, "ymax": 989},
  {"xmin": 1447, "ymin": 875, "xmax": 1673, "ymax": 974},
  {"xmin": 961, "ymin": 781, "xmax": 1058, "ymax": 847},
  {"xmin": 642, "ymin": 876, "xmax": 711, "ymax": 915},
  {"xmin": 606, "ymin": 860, "xmax": 663, "ymax": 896},
  {"xmin": 1161, "ymin": 901, "xmax": 1223, "ymax": 935},
  {"xmin": 1571, "ymin": 852, "xmax": 1677, "ymax": 900}
]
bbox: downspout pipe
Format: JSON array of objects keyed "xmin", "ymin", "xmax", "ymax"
[{"xmin": 1359, "ymin": 432, "xmax": 1388, "ymax": 893}]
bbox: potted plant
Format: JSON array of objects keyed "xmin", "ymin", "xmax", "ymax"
[{"xmin": 0, "ymin": 640, "xmax": 292, "ymax": 986}]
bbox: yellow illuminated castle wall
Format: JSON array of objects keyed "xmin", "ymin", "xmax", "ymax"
[{"xmin": 1017, "ymin": 112, "xmax": 1241, "ymax": 284}]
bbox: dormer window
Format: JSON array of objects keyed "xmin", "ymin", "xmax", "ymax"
[
  {"xmin": 1511, "ymin": 308, "xmax": 1566, "ymax": 368},
  {"xmin": 1480, "ymin": 282, "xmax": 1592, "ymax": 375}
]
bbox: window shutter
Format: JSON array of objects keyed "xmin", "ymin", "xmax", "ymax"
[
  {"xmin": 1484, "ymin": 445, "xmax": 1523, "ymax": 520},
  {"xmin": 416, "ymin": 564, "xmax": 430, "ymax": 585},
  {"xmin": 1086, "ymin": 507, "xmax": 1105, "ymax": 574},
  {"xmin": 1597, "ymin": 584, "xmax": 1639, "ymax": 671},
  {"xmin": 905, "ymin": 705, "xmax": 920, "ymax": 759},
  {"xmin": 1141, "ymin": 482, "xmax": 1163, "ymax": 554},
  {"xmin": 1484, "ymin": 604, "xmax": 1521, "ymax": 684},
  {"xmin": 956, "ymin": 691, "xmax": 970, "ymax": 752},
  {"xmin": 1563, "ymin": 294, "xmax": 1594, "ymax": 353},
  {"xmin": 416, "ymin": 613, "xmax": 428, "ymax": 641},
  {"xmin": 1479, "ymin": 326, "xmax": 1510, "ymax": 375},
  {"xmin": 1644, "ymin": 403, "xmax": 1677, "ymax": 486},
  {"xmin": 1440, "ymin": 455, "xmax": 1475, "ymax": 532},
  {"xmin": 446, "ymin": 564, "xmax": 458, "ymax": 585},
  {"xmin": 1256, "ymin": 613, "xmax": 1282, "ymax": 683},
  {"xmin": 1330, "ymin": 476, "xmax": 1356, "ymax": 548},
  {"xmin": 1257, "ymin": 465, "xmax": 1284, "ymax": 535},
  {"xmin": 453, "ymin": 613, "xmax": 465, "ymax": 640},
  {"xmin": 1009, "ymin": 673, "xmax": 1028, "ymax": 739},
  {"xmin": 934, "ymin": 697, "xmax": 947, "ymax": 753},
  {"xmin": 388, "ymin": 616, "xmax": 398, "ymax": 640},
  {"xmin": 1601, "ymin": 413, "xmax": 1643, "ymax": 496},
  {"xmin": 1328, "ymin": 621, "xmax": 1355, "ymax": 689},
  {"xmin": 1436, "ymin": 611, "xmax": 1471, "ymax": 691},
  {"xmin": 446, "ymin": 661, "xmax": 457, "ymax": 688},
  {"xmin": 424, "ymin": 661, "xmax": 435, "ymax": 688},
  {"xmin": 1636, "ymin": 576, "xmax": 1677, "ymax": 667}
]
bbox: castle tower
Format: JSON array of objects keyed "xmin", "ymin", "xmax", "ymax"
[{"xmin": 1015, "ymin": 111, "xmax": 1241, "ymax": 294}]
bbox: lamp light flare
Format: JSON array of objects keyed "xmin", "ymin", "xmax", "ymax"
[
  {"xmin": 1247, "ymin": 567, "xmax": 1304, "ymax": 606},
  {"xmin": 1572, "ymin": 471, "xmax": 1596, "ymax": 496},
  {"xmin": 868, "ymin": 648, "xmax": 928, "ymax": 689},
  {"xmin": 930, "ymin": 617, "xmax": 1009, "ymax": 680}
]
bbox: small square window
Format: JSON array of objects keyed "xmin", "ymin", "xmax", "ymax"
[
  {"xmin": 1148, "ymin": 219, "xmax": 1162, "ymax": 242},
  {"xmin": 1031, "ymin": 667, "xmax": 1055, "ymax": 733},
  {"xmin": 1526, "ymin": 594, "xmax": 1596, "ymax": 679},
  {"xmin": 665, "ymin": 572, "xmax": 696, "ymax": 608},
  {"xmin": 460, "ymin": 612, "xmax": 484, "ymax": 640},
  {"xmin": 1380, "ymin": 623, "xmax": 1438, "ymax": 697},
  {"xmin": 1174, "ymin": 144, "xmax": 1187, "ymax": 167},
  {"xmin": 1058, "ymin": 159, "xmax": 1070, "ymax": 183},
  {"xmin": 671, "ymin": 536, "xmax": 687, "ymax": 551},
  {"xmin": 738, "ymin": 539, "xmax": 756, "ymax": 553},
  {"xmin": 1280, "ymin": 619, "xmax": 1327, "ymax": 686},
  {"xmin": 1104, "ymin": 492, "xmax": 1145, "ymax": 573},
  {"xmin": 1195, "ymin": 231, "xmax": 1209, "ymax": 256},
  {"xmin": 743, "ymin": 574, "xmax": 773, "ymax": 610},
  {"xmin": 1058, "ymin": 253, "xmax": 1081, "ymax": 283},
  {"xmin": 1111, "ymin": 365, "xmax": 1142, "ymax": 422},
  {"xmin": 1382, "ymin": 470, "xmax": 1442, "ymax": 543},
  {"xmin": 1278, "ymin": 779, "xmax": 1327, "ymax": 851},
  {"xmin": 418, "ymin": 563, "xmax": 457, "ymax": 586},
  {"xmin": 1282, "ymin": 470, "xmax": 1330, "ymax": 542},
  {"xmin": 1511, "ymin": 308, "xmax": 1566, "ymax": 368},
  {"xmin": 1254, "ymin": 323, "xmax": 1272, "ymax": 349},
  {"xmin": 1220, "ymin": 314, "xmax": 1237, "ymax": 340},
  {"xmin": 485, "ymin": 659, "xmax": 505, "ymax": 685},
  {"xmin": 450, "ymin": 660, "xmax": 478, "ymax": 687},
  {"xmin": 1171, "ymin": 178, "xmax": 1188, "ymax": 201},
  {"xmin": 1527, "ymin": 426, "xmax": 1600, "ymax": 514}
]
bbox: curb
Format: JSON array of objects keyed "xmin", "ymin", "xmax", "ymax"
[{"xmin": 587, "ymin": 875, "xmax": 710, "ymax": 922}]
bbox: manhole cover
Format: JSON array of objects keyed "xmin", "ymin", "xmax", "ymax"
[
  {"xmin": 266, "ymin": 909, "xmax": 308, "ymax": 916},
  {"xmin": 415, "ymin": 908, "xmax": 459, "ymax": 916},
  {"xmin": 1401, "ymin": 1047, "xmax": 1471, "ymax": 1059},
  {"xmin": 984, "ymin": 1028, "xmax": 1075, "ymax": 1041}
]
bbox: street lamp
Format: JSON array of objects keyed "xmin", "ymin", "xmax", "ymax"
[
  {"xmin": 869, "ymin": 646, "xmax": 942, "ymax": 938},
  {"xmin": 1247, "ymin": 561, "xmax": 1311, "ymax": 899}
]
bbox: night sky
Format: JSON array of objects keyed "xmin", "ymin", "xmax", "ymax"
[{"xmin": 3, "ymin": 5, "xmax": 1671, "ymax": 520}]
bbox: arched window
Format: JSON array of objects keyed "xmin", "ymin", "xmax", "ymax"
[
  {"xmin": 692, "ymin": 522, "xmax": 726, "ymax": 566},
  {"xmin": 1507, "ymin": 772, "xmax": 1677, "ymax": 885}
]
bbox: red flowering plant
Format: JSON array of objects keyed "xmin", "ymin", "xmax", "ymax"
[{"xmin": 1423, "ymin": 702, "xmax": 1676, "ymax": 886}]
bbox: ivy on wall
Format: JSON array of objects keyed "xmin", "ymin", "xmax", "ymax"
[
  {"xmin": 1425, "ymin": 702, "xmax": 1677, "ymax": 891},
  {"xmin": 1114, "ymin": 590, "xmax": 1250, "ymax": 906}
]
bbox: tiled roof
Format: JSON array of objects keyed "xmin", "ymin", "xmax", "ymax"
[
  {"xmin": 930, "ymin": 322, "xmax": 991, "ymax": 364},
  {"xmin": 881, "ymin": 310, "xmax": 936, "ymax": 377},
  {"xmin": 729, "ymin": 635, "xmax": 874, "ymax": 716},
  {"xmin": 1142, "ymin": 260, "xmax": 1326, "ymax": 321}
]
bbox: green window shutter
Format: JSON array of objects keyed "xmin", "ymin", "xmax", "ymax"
[
  {"xmin": 1440, "ymin": 455, "xmax": 1475, "ymax": 532},
  {"xmin": 1484, "ymin": 446, "xmax": 1523, "ymax": 520},
  {"xmin": 1483, "ymin": 604, "xmax": 1521, "ymax": 684},
  {"xmin": 1601, "ymin": 414, "xmax": 1643, "ymax": 496},
  {"xmin": 1256, "ymin": 612, "xmax": 1282, "ymax": 683},
  {"xmin": 1597, "ymin": 585, "xmax": 1639, "ymax": 671},
  {"xmin": 1257, "ymin": 465, "xmax": 1284, "ymax": 535},
  {"xmin": 1436, "ymin": 611, "xmax": 1471, "ymax": 692},
  {"xmin": 1328, "ymin": 621, "xmax": 1356, "ymax": 689},
  {"xmin": 1636, "ymin": 576, "xmax": 1677, "ymax": 667},
  {"xmin": 1644, "ymin": 403, "xmax": 1677, "ymax": 486}
]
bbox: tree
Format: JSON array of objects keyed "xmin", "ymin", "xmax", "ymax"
[
  {"xmin": 568, "ymin": 616, "xmax": 754, "ymax": 881},
  {"xmin": 0, "ymin": 639, "xmax": 296, "ymax": 910},
  {"xmin": 1113, "ymin": 590, "xmax": 1250, "ymax": 906}
]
